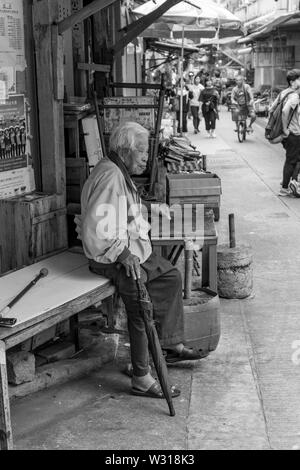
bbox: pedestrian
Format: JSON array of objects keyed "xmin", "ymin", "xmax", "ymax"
[
  {"xmin": 199, "ymin": 79, "xmax": 220, "ymax": 138},
  {"xmin": 175, "ymin": 79, "xmax": 190, "ymax": 134},
  {"xmin": 212, "ymin": 70, "xmax": 222, "ymax": 96},
  {"xmin": 187, "ymin": 71, "xmax": 194, "ymax": 87},
  {"xmin": 277, "ymin": 69, "xmax": 300, "ymax": 197},
  {"xmin": 189, "ymin": 75, "xmax": 204, "ymax": 134},
  {"xmin": 171, "ymin": 67, "xmax": 177, "ymax": 87},
  {"xmin": 231, "ymin": 75, "xmax": 256, "ymax": 133}
]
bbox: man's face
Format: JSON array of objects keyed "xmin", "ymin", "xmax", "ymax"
[
  {"xmin": 124, "ymin": 136, "xmax": 149, "ymax": 175},
  {"xmin": 236, "ymin": 77, "xmax": 244, "ymax": 87},
  {"xmin": 291, "ymin": 77, "xmax": 300, "ymax": 90}
]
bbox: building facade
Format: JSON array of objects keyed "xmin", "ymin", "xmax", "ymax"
[{"xmin": 225, "ymin": 0, "xmax": 300, "ymax": 88}]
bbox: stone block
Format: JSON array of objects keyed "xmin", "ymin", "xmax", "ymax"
[
  {"xmin": 35, "ymin": 341, "xmax": 75, "ymax": 363},
  {"xmin": 7, "ymin": 351, "xmax": 36, "ymax": 385},
  {"xmin": 79, "ymin": 328, "xmax": 119, "ymax": 359}
]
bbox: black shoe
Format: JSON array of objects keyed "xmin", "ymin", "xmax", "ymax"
[{"xmin": 164, "ymin": 347, "xmax": 209, "ymax": 364}]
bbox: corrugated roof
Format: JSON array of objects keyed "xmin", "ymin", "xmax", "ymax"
[{"xmin": 238, "ymin": 10, "xmax": 300, "ymax": 44}]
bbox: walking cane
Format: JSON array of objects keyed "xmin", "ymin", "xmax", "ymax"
[{"xmin": 0, "ymin": 269, "xmax": 49, "ymax": 328}]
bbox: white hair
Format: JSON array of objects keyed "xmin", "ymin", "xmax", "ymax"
[{"xmin": 109, "ymin": 121, "xmax": 149, "ymax": 158}]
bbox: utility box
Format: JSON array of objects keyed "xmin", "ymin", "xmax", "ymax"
[
  {"xmin": 0, "ymin": 192, "xmax": 67, "ymax": 275},
  {"xmin": 167, "ymin": 173, "xmax": 222, "ymax": 221}
]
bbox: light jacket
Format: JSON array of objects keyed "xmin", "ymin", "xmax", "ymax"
[
  {"xmin": 80, "ymin": 158, "xmax": 152, "ymax": 264},
  {"xmin": 189, "ymin": 84, "xmax": 204, "ymax": 107}
]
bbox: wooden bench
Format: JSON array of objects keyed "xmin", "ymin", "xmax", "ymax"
[{"xmin": 0, "ymin": 250, "xmax": 115, "ymax": 450}]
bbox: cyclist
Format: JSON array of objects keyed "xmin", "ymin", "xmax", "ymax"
[{"xmin": 231, "ymin": 75, "xmax": 256, "ymax": 133}]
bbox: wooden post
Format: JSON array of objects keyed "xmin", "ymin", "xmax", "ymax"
[
  {"xmin": 72, "ymin": 0, "xmax": 87, "ymax": 97},
  {"xmin": 32, "ymin": 0, "xmax": 66, "ymax": 195},
  {"xmin": 113, "ymin": 0, "xmax": 123, "ymax": 88},
  {"xmin": 229, "ymin": 214, "xmax": 236, "ymax": 249},
  {"xmin": 113, "ymin": 0, "xmax": 181, "ymax": 54},
  {"xmin": 113, "ymin": 0, "xmax": 182, "ymax": 54},
  {"xmin": 0, "ymin": 341, "xmax": 13, "ymax": 450},
  {"xmin": 57, "ymin": 0, "xmax": 117, "ymax": 35}
]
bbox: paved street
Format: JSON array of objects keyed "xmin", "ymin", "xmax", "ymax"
[
  {"xmin": 189, "ymin": 109, "xmax": 300, "ymax": 450},
  {"xmin": 12, "ymin": 109, "xmax": 300, "ymax": 450}
]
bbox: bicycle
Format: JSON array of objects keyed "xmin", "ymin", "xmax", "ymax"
[{"xmin": 231, "ymin": 106, "xmax": 251, "ymax": 143}]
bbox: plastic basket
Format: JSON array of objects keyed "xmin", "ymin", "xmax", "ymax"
[{"xmin": 231, "ymin": 108, "xmax": 248, "ymax": 122}]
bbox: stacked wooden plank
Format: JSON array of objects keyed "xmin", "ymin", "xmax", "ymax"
[{"xmin": 160, "ymin": 136, "xmax": 206, "ymax": 174}]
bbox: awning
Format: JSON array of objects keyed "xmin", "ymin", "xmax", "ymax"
[
  {"xmin": 238, "ymin": 11, "xmax": 300, "ymax": 44},
  {"xmin": 172, "ymin": 26, "xmax": 243, "ymax": 40},
  {"xmin": 147, "ymin": 39, "xmax": 199, "ymax": 55},
  {"xmin": 199, "ymin": 36, "xmax": 242, "ymax": 46},
  {"xmin": 244, "ymin": 11, "xmax": 279, "ymax": 31},
  {"xmin": 237, "ymin": 46, "xmax": 253, "ymax": 55}
]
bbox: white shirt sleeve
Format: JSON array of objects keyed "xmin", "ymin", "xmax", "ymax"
[{"xmin": 81, "ymin": 170, "xmax": 129, "ymax": 263}]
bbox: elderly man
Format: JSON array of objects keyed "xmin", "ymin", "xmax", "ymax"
[
  {"xmin": 80, "ymin": 121, "xmax": 203, "ymax": 399},
  {"xmin": 231, "ymin": 75, "xmax": 256, "ymax": 133}
]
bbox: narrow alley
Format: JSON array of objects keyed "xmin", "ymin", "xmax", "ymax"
[{"xmin": 10, "ymin": 109, "xmax": 300, "ymax": 451}]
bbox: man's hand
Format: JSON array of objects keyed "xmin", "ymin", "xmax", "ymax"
[
  {"xmin": 283, "ymin": 129, "xmax": 290, "ymax": 138},
  {"xmin": 151, "ymin": 203, "xmax": 171, "ymax": 221},
  {"xmin": 120, "ymin": 254, "xmax": 141, "ymax": 280}
]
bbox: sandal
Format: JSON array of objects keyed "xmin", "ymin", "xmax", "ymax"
[
  {"xmin": 131, "ymin": 382, "xmax": 181, "ymax": 399},
  {"xmin": 164, "ymin": 347, "xmax": 209, "ymax": 364}
]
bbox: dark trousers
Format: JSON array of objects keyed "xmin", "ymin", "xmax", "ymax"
[
  {"xmin": 89, "ymin": 252, "xmax": 184, "ymax": 377},
  {"xmin": 203, "ymin": 110, "xmax": 216, "ymax": 131},
  {"xmin": 176, "ymin": 112, "xmax": 188, "ymax": 133},
  {"xmin": 282, "ymin": 133, "xmax": 300, "ymax": 188},
  {"xmin": 190, "ymin": 106, "xmax": 200, "ymax": 131}
]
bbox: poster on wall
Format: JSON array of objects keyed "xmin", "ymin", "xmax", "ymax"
[
  {"xmin": 103, "ymin": 97, "xmax": 156, "ymax": 133},
  {"xmin": 0, "ymin": 93, "xmax": 32, "ymax": 199},
  {"xmin": 0, "ymin": 0, "xmax": 26, "ymax": 98},
  {"xmin": 0, "ymin": 0, "xmax": 26, "ymax": 69},
  {"xmin": 82, "ymin": 115, "xmax": 104, "ymax": 169}
]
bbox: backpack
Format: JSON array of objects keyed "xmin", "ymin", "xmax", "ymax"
[
  {"xmin": 289, "ymin": 179, "xmax": 300, "ymax": 198},
  {"xmin": 265, "ymin": 90, "xmax": 296, "ymax": 144}
]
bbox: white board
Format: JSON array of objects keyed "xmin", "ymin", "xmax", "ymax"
[{"xmin": 0, "ymin": 251, "xmax": 111, "ymax": 328}]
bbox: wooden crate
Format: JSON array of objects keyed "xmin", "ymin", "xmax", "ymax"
[
  {"xmin": 167, "ymin": 173, "xmax": 222, "ymax": 221},
  {"xmin": 0, "ymin": 193, "xmax": 68, "ymax": 275},
  {"xmin": 66, "ymin": 158, "xmax": 89, "ymax": 204}
]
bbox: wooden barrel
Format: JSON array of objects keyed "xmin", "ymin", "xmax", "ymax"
[
  {"xmin": 183, "ymin": 288, "xmax": 221, "ymax": 354},
  {"xmin": 217, "ymin": 244, "xmax": 253, "ymax": 299}
]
